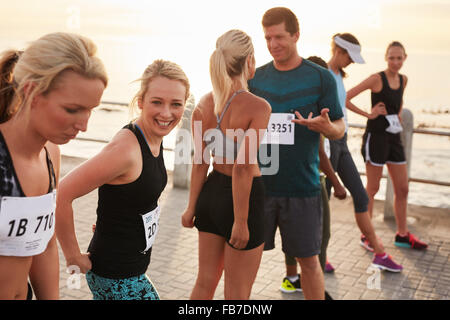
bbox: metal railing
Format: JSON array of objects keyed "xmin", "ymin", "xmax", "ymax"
[
  {"xmin": 75, "ymin": 102, "xmax": 450, "ymax": 187},
  {"xmin": 348, "ymin": 123, "xmax": 450, "ymax": 187},
  {"xmin": 349, "ymin": 123, "xmax": 450, "ymax": 137},
  {"xmin": 72, "ymin": 103, "xmax": 449, "ymax": 216}
]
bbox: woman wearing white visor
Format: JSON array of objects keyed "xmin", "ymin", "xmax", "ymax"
[
  {"xmin": 346, "ymin": 41, "xmax": 428, "ymax": 250},
  {"xmin": 327, "ymin": 33, "xmax": 403, "ymax": 272}
]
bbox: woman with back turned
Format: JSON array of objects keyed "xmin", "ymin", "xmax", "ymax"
[{"xmin": 182, "ymin": 29, "xmax": 271, "ymax": 300}]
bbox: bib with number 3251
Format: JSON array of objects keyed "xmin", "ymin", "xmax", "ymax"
[
  {"xmin": 141, "ymin": 206, "xmax": 160, "ymax": 254},
  {"xmin": 385, "ymin": 114, "xmax": 403, "ymax": 134},
  {"xmin": 0, "ymin": 190, "xmax": 56, "ymax": 257},
  {"xmin": 261, "ymin": 113, "xmax": 295, "ymax": 145}
]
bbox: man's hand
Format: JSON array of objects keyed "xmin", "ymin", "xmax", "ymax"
[{"xmin": 292, "ymin": 108, "xmax": 344, "ymax": 139}]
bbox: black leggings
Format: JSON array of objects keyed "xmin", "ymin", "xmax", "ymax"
[{"xmin": 326, "ymin": 133, "xmax": 369, "ymax": 213}]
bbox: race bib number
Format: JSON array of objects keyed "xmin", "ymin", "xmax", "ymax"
[
  {"xmin": 0, "ymin": 191, "xmax": 56, "ymax": 257},
  {"xmin": 385, "ymin": 114, "xmax": 403, "ymax": 134},
  {"xmin": 141, "ymin": 206, "xmax": 160, "ymax": 253},
  {"xmin": 261, "ymin": 113, "xmax": 295, "ymax": 145}
]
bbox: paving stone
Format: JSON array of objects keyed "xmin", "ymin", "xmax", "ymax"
[{"xmin": 54, "ymin": 156, "xmax": 450, "ymax": 301}]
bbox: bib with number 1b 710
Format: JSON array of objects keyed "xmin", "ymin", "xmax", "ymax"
[
  {"xmin": 0, "ymin": 190, "xmax": 56, "ymax": 257},
  {"xmin": 261, "ymin": 113, "xmax": 295, "ymax": 145},
  {"xmin": 141, "ymin": 205, "xmax": 160, "ymax": 254}
]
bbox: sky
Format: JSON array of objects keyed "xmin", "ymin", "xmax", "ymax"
[
  {"xmin": 2, "ymin": 0, "xmax": 450, "ymax": 52},
  {"xmin": 0, "ymin": 0, "xmax": 449, "ymax": 108}
]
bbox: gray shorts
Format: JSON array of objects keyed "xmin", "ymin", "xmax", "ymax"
[{"xmin": 264, "ymin": 195, "xmax": 323, "ymax": 258}]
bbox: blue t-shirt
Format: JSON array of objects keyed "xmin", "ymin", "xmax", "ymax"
[
  {"xmin": 329, "ymin": 68, "xmax": 348, "ymax": 131},
  {"xmin": 249, "ymin": 59, "xmax": 343, "ymax": 198}
]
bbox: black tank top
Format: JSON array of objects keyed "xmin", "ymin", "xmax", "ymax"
[
  {"xmin": 367, "ymin": 71, "xmax": 404, "ymax": 133},
  {"xmin": 0, "ymin": 131, "xmax": 56, "ymax": 197},
  {"xmin": 88, "ymin": 123, "xmax": 167, "ymax": 279}
]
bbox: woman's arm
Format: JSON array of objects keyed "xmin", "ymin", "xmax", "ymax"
[
  {"xmin": 230, "ymin": 98, "xmax": 271, "ymax": 249},
  {"xmin": 55, "ymin": 130, "xmax": 139, "ymax": 273},
  {"xmin": 181, "ymin": 102, "xmax": 211, "ymax": 228},
  {"xmin": 346, "ymin": 74, "xmax": 387, "ymax": 119},
  {"xmin": 318, "ymin": 138, "xmax": 346, "ymax": 200}
]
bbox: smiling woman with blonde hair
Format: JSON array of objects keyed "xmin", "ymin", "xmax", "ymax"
[{"xmin": 56, "ymin": 59, "xmax": 190, "ymax": 300}]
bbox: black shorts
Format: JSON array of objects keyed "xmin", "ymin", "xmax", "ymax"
[
  {"xmin": 194, "ymin": 170, "xmax": 265, "ymax": 250},
  {"xmin": 362, "ymin": 131, "xmax": 406, "ymax": 166}
]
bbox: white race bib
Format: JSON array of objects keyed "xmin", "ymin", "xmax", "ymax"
[
  {"xmin": 141, "ymin": 206, "xmax": 160, "ymax": 253},
  {"xmin": 261, "ymin": 113, "xmax": 295, "ymax": 145},
  {"xmin": 385, "ymin": 114, "xmax": 403, "ymax": 134},
  {"xmin": 0, "ymin": 190, "xmax": 56, "ymax": 257}
]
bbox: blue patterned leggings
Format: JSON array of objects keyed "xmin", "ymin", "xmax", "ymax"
[{"xmin": 86, "ymin": 271, "xmax": 160, "ymax": 300}]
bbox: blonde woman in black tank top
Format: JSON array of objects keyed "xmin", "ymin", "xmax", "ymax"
[
  {"xmin": 56, "ymin": 60, "xmax": 190, "ymax": 300},
  {"xmin": 346, "ymin": 42, "xmax": 428, "ymax": 250}
]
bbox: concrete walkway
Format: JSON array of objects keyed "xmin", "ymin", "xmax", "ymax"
[{"xmin": 58, "ymin": 156, "xmax": 450, "ymax": 300}]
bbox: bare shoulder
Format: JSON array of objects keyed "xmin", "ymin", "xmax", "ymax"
[
  {"xmin": 244, "ymin": 92, "xmax": 271, "ymax": 115},
  {"xmin": 196, "ymin": 92, "xmax": 214, "ymax": 113},
  {"xmin": 369, "ymin": 73, "xmax": 382, "ymax": 83},
  {"xmin": 62, "ymin": 128, "xmax": 141, "ymax": 186},
  {"xmin": 360, "ymin": 73, "xmax": 381, "ymax": 91},
  {"xmin": 104, "ymin": 127, "xmax": 141, "ymax": 161},
  {"xmin": 402, "ymin": 74, "xmax": 408, "ymax": 87}
]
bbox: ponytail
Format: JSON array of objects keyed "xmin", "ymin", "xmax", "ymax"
[
  {"xmin": 209, "ymin": 30, "xmax": 253, "ymax": 116},
  {"xmin": 210, "ymin": 48, "xmax": 234, "ymax": 116},
  {"xmin": 0, "ymin": 50, "xmax": 21, "ymax": 123}
]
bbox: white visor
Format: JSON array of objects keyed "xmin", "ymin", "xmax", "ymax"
[{"xmin": 334, "ymin": 36, "xmax": 365, "ymax": 64}]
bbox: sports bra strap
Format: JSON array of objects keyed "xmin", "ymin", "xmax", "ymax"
[
  {"xmin": 216, "ymin": 89, "xmax": 246, "ymax": 128},
  {"xmin": 43, "ymin": 147, "xmax": 56, "ymax": 193}
]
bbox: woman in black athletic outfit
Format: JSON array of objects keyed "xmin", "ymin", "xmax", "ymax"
[
  {"xmin": 346, "ymin": 41, "xmax": 428, "ymax": 250},
  {"xmin": 56, "ymin": 60, "xmax": 190, "ymax": 300},
  {"xmin": 181, "ymin": 30, "xmax": 271, "ymax": 300}
]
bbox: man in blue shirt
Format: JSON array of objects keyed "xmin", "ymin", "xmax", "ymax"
[{"xmin": 249, "ymin": 7, "xmax": 345, "ymax": 300}]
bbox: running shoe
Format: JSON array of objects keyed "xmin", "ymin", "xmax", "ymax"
[
  {"xmin": 280, "ymin": 274, "xmax": 302, "ymax": 293},
  {"xmin": 325, "ymin": 261, "xmax": 335, "ymax": 273},
  {"xmin": 394, "ymin": 232, "xmax": 428, "ymax": 250},
  {"xmin": 371, "ymin": 254, "xmax": 403, "ymax": 272},
  {"xmin": 360, "ymin": 235, "xmax": 374, "ymax": 252}
]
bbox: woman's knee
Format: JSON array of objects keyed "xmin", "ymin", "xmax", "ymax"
[
  {"xmin": 366, "ymin": 183, "xmax": 380, "ymax": 197},
  {"xmin": 394, "ymin": 183, "xmax": 409, "ymax": 199}
]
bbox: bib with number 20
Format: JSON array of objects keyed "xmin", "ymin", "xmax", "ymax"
[{"xmin": 141, "ymin": 206, "xmax": 160, "ymax": 253}]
